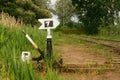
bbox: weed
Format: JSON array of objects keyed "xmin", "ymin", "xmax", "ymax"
[{"xmin": 0, "ymin": 19, "xmax": 64, "ymax": 80}]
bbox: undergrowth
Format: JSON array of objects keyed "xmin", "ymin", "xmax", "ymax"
[{"xmin": 0, "ymin": 12, "xmax": 63, "ymax": 80}]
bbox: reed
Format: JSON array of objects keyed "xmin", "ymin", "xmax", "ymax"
[
  {"xmin": 0, "ymin": 12, "xmax": 22, "ymax": 28},
  {"xmin": 0, "ymin": 18, "xmax": 63, "ymax": 80}
]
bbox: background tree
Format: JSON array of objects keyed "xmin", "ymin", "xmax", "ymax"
[
  {"xmin": 32, "ymin": 0, "xmax": 50, "ymax": 9},
  {"xmin": 72, "ymin": 0, "xmax": 120, "ymax": 34},
  {"xmin": 0, "ymin": 0, "xmax": 52, "ymax": 26},
  {"xmin": 55, "ymin": 0, "xmax": 75, "ymax": 26}
]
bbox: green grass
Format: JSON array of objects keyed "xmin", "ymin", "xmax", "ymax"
[
  {"xmin": 97, "ymin": 25, "xmax": 120, "ymax": 40},
  {"xmin": 1, "ymin": 12, "xmax": 120, "ymax": 80},
  {"xmin": 0, "ymin": 22, "xmax": 64, "ymax": 80},
  {"xmin": 53, "ymin": 32, "xmax": 119, "ymax": 59}
]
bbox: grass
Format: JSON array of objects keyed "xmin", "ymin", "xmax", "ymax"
[
  {"xmin": 0, "ymin": 12, "xmax": 64, "ymax": 80},
  {"xmin": 1, "ymin": 12, "xmax": 120, "ymax": 80},
  {"xmin": 0, "ymin": 12, "xmax": 22, "ymax": 28},
  {"xmin": 97, "ymin": 25, "xmax": 120, "ymax": 40},
  {"xmin": 54, "ymin": 32, "xmax": 120, "ymax": 59},
  {"xmin": 0, "ymin": 28, "xmax": 40, "ymax": 80}
]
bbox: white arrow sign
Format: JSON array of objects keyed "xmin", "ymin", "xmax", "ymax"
[{"xmin": 38, "ymin": 18, "xmax": 60, "ymax": 29}]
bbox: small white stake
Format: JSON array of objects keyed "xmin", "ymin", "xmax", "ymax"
[{"xmin": 21, "ymin": 51, "xmax": 31, "ymax": 63}]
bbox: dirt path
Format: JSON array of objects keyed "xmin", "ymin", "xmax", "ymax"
[
  {"xmin": 60, "ymin": 71, "xmax": 120, "ymax": 80},
  {"xmin": 55, "ymin": 44, "xmax": 120, "ymax": 80},
  {"xmin": 55, "ymin": 44, "xmax": 106, "ymax": 65}
]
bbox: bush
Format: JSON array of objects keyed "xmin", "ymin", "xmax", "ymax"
[
  {"xmin": 55, "ymin": 24, "xmax": 84, "ymax": 34},
  {"xmin": 99, "ymin": 24, "xmax": 120, "ymax": 39}
]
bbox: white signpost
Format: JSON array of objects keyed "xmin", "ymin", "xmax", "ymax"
[
  {"xmin": 38, "ymin": 18, "xmax": 60, "ymax": 59},
  {"xmin": 38, "ymin": 18, "xmax": 60, "ymax": 30}
]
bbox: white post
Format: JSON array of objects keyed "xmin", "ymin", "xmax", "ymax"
[{"xmin": 47, "ymin": 28, "xmax": 52, "ymax": 38}]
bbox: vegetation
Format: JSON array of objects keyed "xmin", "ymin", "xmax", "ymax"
[
  {"xmin": 71, "ymin": 0, "xmax": 120, "ymax": 34},
  {"xmin": 0, "ymin": 13, "xmax": 63, "ymax": 80},
  {"xmin": 98, "ymin": 25, "xmax": 120, "ymax": 39},
  {"xmin": 0, "ymin": 0, "xmax": 52, "ymax": 26},
  {"xmin": 0, "ymin": 0, "xmax": 120, "ymax": 80}
]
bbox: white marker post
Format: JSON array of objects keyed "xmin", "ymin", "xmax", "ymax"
[
  {"xmin": 21, "ymin": 51, "xmax": 31, "ymax": 63},
  {"xmin": 38, "ymin": 18, "xmax": 60, "ymax": 60}
]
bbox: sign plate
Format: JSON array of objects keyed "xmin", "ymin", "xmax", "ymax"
[{"xmin": 38, "ymin": 18, "xmax": 60, "ymax": 29}]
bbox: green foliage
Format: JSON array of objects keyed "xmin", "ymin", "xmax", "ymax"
[
  {"xmin": 55, "ymin": 24, "xmax": 84, "ymax": 34},
  {"xmin": 32, "ymin": 0, "xmax": 50, "ymax": 9},
  {"xmin": 0, "ymin": 0, "xmax": 52, "ymax": 26},
  {"xmin": 99, "ymin": 25, "xmax": 120, "ymax": 39},
  {"xmin": 0, "ymin": 24, "xmax": 41, "ymax": 80},
  {"xmin": 72, "ymin": 0, "xmax": 120, "ymax": 35},
  {"xmin": 46, "ymin": 68, "xmax": 64, "ymax": 80},
  {"xmin": 0, "ymin": 23, "xmax": 64, "ymax": 80}
]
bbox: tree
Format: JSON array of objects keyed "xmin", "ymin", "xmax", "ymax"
[
  {"xmin": 55, "ymin": 0, "xmax": 75, "ymax": 26},
  {"xmin": 32, "ymin": 0, "xmax": 50, "ymax": 9},
  {"xmin": 72, "ymin": 0, "xmax": 120, "ymax": 34},
  {"xmin": 0, "ymin": 0, "xmax": 52, "ymax": 26}
]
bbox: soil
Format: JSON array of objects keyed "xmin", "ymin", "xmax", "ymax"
[
  {"xmin": 59, "ymin": 71, "xmax": 120, "ymax": 80},
  {"xmin": 55, "ymin": 44, "xmax": 106, "ymax": 65},
  {"xmin": 55, "ymin": 44, "xmax": 120, "ymax": 80}
]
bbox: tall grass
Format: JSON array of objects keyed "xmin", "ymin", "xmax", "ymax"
[
  {"xmin": 0, "ymin": 12, "xmax": 64, "ymax": 80},
  {"xmin": 98, "ymin": 25, "xmax": 120, "ymax": 40},
  {"xmin": 0, "ymin": 12, "xmax": 22, "ymax": 28},
  {"xmin": 0, "ymin": 23, "xmax": 41, "ymax": 80}
]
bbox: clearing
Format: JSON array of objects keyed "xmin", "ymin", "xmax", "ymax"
[{"xmin": 54, "ymin": 34, "xmax": 120, "ymax": 80}]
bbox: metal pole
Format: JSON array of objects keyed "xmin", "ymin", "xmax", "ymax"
[{"xmin": 46, "ymin": 28, "xmax": 52, "ymax": 60}]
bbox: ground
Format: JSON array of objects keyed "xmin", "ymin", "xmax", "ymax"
[
  {"xmin": 54, "ymin": 35, "xmax": 120, "ymax": 80},
  {"xmin": 56, "ymin": 44, "xmax": 106, "ymax": 65},
  {"xmin": 60, "ymin": 71, "xmax": 120, "ymax": 80}
]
